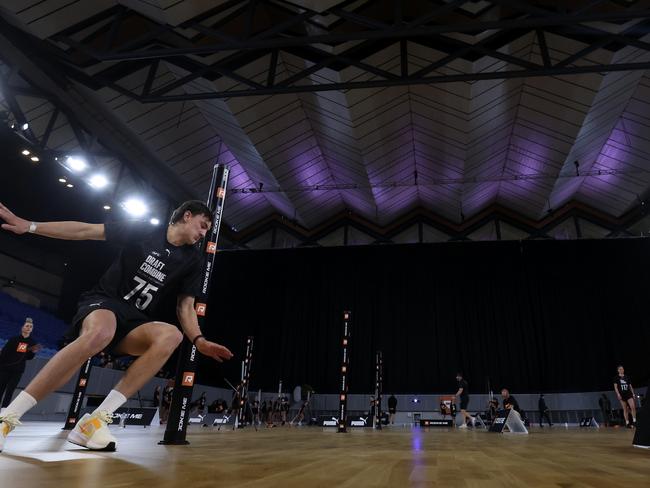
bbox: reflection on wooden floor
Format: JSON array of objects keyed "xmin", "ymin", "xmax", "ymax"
[{"xmin": 0, "ymin": 422, "xmax": 648, "ymax": 487}]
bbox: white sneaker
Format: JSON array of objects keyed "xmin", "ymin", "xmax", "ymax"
[
  {"xmin": 458, "ymin": 423, "xmax": 468, "ymax": 429},
  {"xmin": 470, "ymin": 417, "xmax": 476, "ymax": 427},
  {"xmin": 0, "ymin": 413, "xmax": 21, "ymax": 452},
  {"xmin": 67, "ymin": 411, "xmax": 117, "ymax": 451}
]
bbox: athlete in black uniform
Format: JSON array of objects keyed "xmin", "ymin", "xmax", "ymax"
[
  {"xmin": 613, "ymin": 365, "xmax": 636, "ymax": 428},
  {"xmin": 0, "ymin": 318, "xmax": 41, "ymax": 408},
  {"xmin": 454, "ymin": 373, "xmax": 475, "ymax": 428},
  {"xmin": 0, "ymin": 201, "xmax": 233, "ymax": 452}
]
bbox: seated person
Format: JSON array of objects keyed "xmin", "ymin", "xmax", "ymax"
[
  {"xmin": 501, "ymin": 389, "xmax": 520, "ymax": 411},
  {"xmin": 501, "ymin": 388, "xmax": 526, "ymax": 421},
  {"xmin": 486, "ymin": 398, "xmax": 499, "ymax": 421}
]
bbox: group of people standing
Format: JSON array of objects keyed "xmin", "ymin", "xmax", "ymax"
[{"xmin": 453, "ymin": 366, "xmax": 639, "ymax": 429}]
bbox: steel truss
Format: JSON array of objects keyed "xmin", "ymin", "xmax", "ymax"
[
  {"xmin": 29, "ymin": 0, "xmax": 650, "ymax": 102},
  {"xmin": 228, "ymin": 199, "xmax": 648, "ymax": 249}
]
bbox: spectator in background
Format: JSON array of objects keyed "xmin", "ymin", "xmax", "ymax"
[
  {"xmin": 598, "ymin": 393, "xmax": 612, "ymax": 427},
  {"xmin": 486, "ymin": 398, "xmax": 499, "ymax": 422},
  {"xmin": 0, "ymin": 318, "xmax": 41, "ymax": 409},
  {"xmin": 501, "ymin": 389, "xmax": 523, "ymax": 416},
  {"xmin": 153, "ymin": 386, "xmax": 161, "ymax": 409},
  {"xmin": 538, "ymin": 394, "xmax": 553, "ymax": 428},
  {"xmin": 90, "ymin": 351, "xmax": 106, "ymax": 367},
  {"xmin": 251, "ymin": 400, "xmax": 261, "ymax": 426},
  {"xmin": 160, "ymin": 378, "xmax": 174, "ymax": 425},
  {"xmin": 191, "ymin": 392, "xmax": 207, "ymax": 417},
  {"xmin": 387, "ymin": 394, "xmax": 397, "ymax": 425},
  {"xmin": 280, "ymin": 395, "xmax": 289, "ymax": 426}
]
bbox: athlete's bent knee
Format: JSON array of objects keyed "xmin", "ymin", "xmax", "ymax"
[
  {"xmin": 154, "ymin": 327, "xmax": 183, "ymax": 354},
  {"xmin": 79, "ymin": 327, "xmax": 114, "ymax": 354}
]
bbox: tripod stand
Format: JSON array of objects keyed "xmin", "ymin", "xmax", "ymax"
[
  {"xmin": 290, "ymin": 393, "xmax": 314, "ymax": 426},
  {"xmin": 218, "ymin": 378, "xmax": 258, "ymax": 432}
]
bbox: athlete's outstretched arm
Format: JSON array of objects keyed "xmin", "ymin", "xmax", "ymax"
[
  {"xmin": 0, "ymin": 202, "xmax": 105, "ymax": 240},
  {"xmin": 176, "ymin": 294, "xmax": 233, "ymax": 362}
]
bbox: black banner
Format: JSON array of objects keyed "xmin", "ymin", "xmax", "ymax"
[
  {"xmin": 489, "ymin": 410, "xmax": 510, "ymax": 433},
  {"xmin": 62, "ymin": 357, "xmax": 92, "ymax": 430},
  {"xmin": 160, "ymin": 164, "xmax": 229, "ymax": 445},
  {"xmin": 80, "ymin": 406, "xmax": 158, "ymax": 426},
  {"xmin": 338, "ymin": 311, "xmax": 351, "ymax": 433}
]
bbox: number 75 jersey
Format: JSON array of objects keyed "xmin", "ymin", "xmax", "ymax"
[{"xmin": 90, "ymin": 221, "xmax": 203, "ymax": 316}]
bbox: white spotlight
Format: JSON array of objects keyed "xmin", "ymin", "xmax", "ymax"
[
  {"xmin": 21, "ymin": 123, "xmax": 29, "ymax": 131},
  {"xmin": 103, "ymin": 205, "xmax": 111, "ymax": 210},
  {"xmin": 150, "ymin": 218, "xmax": 160, "ymax": 226},
  {"xmin": 58, "ymin": 178, "xmax": 67, "ymax": 183},
  {"xmin": 21, "ymin": 149, "xmax": 30, "ymax": 156},
  {"xmin": 66, "ymin": 183, "xmax": 74, "ymax": 188},
  {"xmin": 66, "ymin": 156, "xmax": 88, "ymax": 172},
  {"xmin": 122, "ymin": 198, "xmax": 148, "ymax": 217},
  {"xmin": 30, "ymin": 156, "xmax": 39, "ymax": 162},
  {"xmin": 88, "ymin": 174, "xmax": 108, "ymax": 189}
]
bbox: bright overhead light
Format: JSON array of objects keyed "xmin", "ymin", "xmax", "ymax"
[
  {"xmin": 88, "ymin": 174, "xmax": 108, "ymax": 189},
  {"xmin": 150, "ymin": 218, "xmax": 160, "ymax": 226},
  {"xmin": 21, "ymin": 123, "xmax": 29, "ymax": 131},
  {"xmin": 103, "ymin": 205, "xmax": 111, "ymax": 210},
  {"xmin": 66, "ymin": 183, "xmax": 74, "ymax": 188},
  {"xmin": 21, "ymin": 149, "xmax": 30, "ymax": 156},
  {"xmin": 122, "ymin": 198, "xmax": 148, "ymax": 217},
  {"xmin": 58, "ymin": 178, "xmax": 67, "ymax": 183},
  {"xmin": 66, "ymin": 156, "xmax": 88, "ymax": 172},
  {"xmin": 30, "ymin": 156, "xmax": 39, "ymax": 162}
]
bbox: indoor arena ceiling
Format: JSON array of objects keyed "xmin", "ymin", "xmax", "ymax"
[{"xmin": 2, "ymin": 0, "xmax": 650, "ymax": 247}]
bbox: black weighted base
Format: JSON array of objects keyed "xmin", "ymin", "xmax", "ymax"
[{"xmin": 158, "ymin": 439, "xmax": 190, "ymax": 445}]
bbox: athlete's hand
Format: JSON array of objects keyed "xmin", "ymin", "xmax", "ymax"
[
  {"xmin": 29, "ymin": 344, "xmax": 42, "ymax": 353},
  {"xmin": 0, "ymin": 203, "xmax": 30, "ymax": 234},
  {"xmin": 196, "ymin": 338, "xmax": 233, "ymax": 362}
]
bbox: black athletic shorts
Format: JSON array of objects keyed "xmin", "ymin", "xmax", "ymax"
[
  {"xmin": 67, "ymin": 294, "xmax": 152, "ymax": 352},
  {"xmin": 460, "ymin": 396, "xmax": 469, "ymax": 410},
  {"xmin": 619, "ymin": 391, "xmax": 633, "ymax": 402},
  {"xmin": 389, "ymin": 407, "xmax": 396, "ymax": 414}
]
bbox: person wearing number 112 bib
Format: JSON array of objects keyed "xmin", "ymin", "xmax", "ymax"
[{"xmin": 0, "ymin": 200, "xmax": 232, "ymax": 453}]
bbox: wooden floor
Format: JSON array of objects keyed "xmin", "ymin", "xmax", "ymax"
[{"xmin": 0, "ymin": 423, "xmax": 648, "ymax": 487}]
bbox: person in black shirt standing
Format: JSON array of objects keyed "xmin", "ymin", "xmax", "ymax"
[
  {"xmin": 613, "ymin": 365, "xmax": 636, "ymax": 428},
  {"xmin": 0, "ymin": 318, "xmax": 41, "ymax": 408},
  {"xmin": 0, "ymin": 201, "xmax": 233, "ymax": 452},
  {"xmin": 387, "ymin": 394, "xmax": 397, "ymax": 425},
  {"xmin": 538, "ymin": 394, "xmax": 552, "ymax": 428},
  {"xmin": 598, "ymin": 393, "xmax": 612, "ymax": 427},
  {"xmin": 454, "ymin": 373, "xmax": 475, "ymax": 428}
]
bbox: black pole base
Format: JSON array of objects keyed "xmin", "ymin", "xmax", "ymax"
[{"xmin": 158, "ymin": 439, "xmax": 191, "ymax": 445}]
